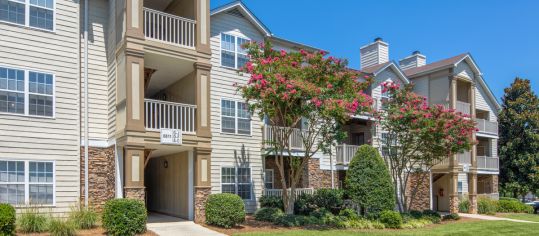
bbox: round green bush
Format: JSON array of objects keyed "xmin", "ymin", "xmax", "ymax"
[
  {"xmin": 205, "ymin": 193, "xmax": 245, "ymax": 228},
  {"xmin": 0, "ymin": 204, "xmax": 15, "ymax": 235},
  {"xmin": 442, "ymin": 213, "xmax": 460, "ymax": 221},
  {"xmin": 478, "ymin": 197, "xmax": 497, "ymax": 215},
  {"xmin": 294, "ymin": 193, "xmax": 317, "ymax": 215},
  {"xmin": 379, "ymin": 210, "xmax": 402, "ymax": 228},
  {"xmin": 345, "ymin": 145, "xmax": 395, "ymax": 216},
  {"xmin": 254, "ymin": 207, "xmax": 284, "ymax": 222},
  {"xmin": 259, "ymin": 195, "xmax": 284, "ymax": 210},
  {"xmin": 497, "ymin": 199, "xmax": 533, "ymax": 213},
  {"xmin": 102, "ymin": 199, "xmax": 147, "ymax": 236},
  {"xmin": 339, "ymin": 208, "xmax": 360, "ymax": 220},
  {"xmin": 312, "ymin": 189, "xmax": 344, "ymax": 214}
]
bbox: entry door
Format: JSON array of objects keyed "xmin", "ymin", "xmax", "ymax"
[{"xmin": 351, "ymin": 133, "xmax": 365, "ymax": 146}]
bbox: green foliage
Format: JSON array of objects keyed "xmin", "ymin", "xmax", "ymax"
[
  {"xmin": 401, "ymin": 218, "xmax": 433, "ymax": 229},
  {"xmin": 254, "ymin": 208, "xmax": 284, "ymax": 222},
  {"xmin": 459, "ymin": 199, "xmax": 470, "ymax": 213},
  {"xmin": 312, "ymin": 189, "xmax": 344, "ymax": 214},
  {"xmin": 478, "ymin": 198, "xmax": 498, "ymax": 215},
  {"xmin": 205, "ymin": 193, "xmax": 245, "ymax": 228},
  {"xmin": 333, "ymin": 218, "xmax": 385, "ymax": 229},
  {"xmin": 345, "ymin": 145, "xmax": 395, "ymax": 215},
  {"xmin": 409, "ymin": 210, "xmax": 423, "ymax": 219},
  {"xmin": 0, "ymin": 204, "xmax": 15, "ymax": 236},
  {"xmin": 379, "ymin": 210, "xmax": 403, "ymax": 228},
  {"xmin": 497, "ymin": 199, "xmax": 534, "ymax": 213},
  {"xmin": 294, "ymin": 194, "xmax": 317, "ymax": 215},
  {"xmin": 499, "ymin": 78, "xmax": 539, "ymax": 197},
  {"xmin": 68, "ymin": 206, "xmax": 97, "ymax": 229},
  {"xmin": 259, "ymin": 195, "xmax": 284, "ymax": 210},
  {"xmin": 274, "ymin": 214, "xmax": 300, "ymax": 227},
  {"xmin": 421, "ymin": 210, "xmax": 441, "ymax": 224},
  {"xmin": 102, "ymin": 199, "xmax": 147, "ymax": 236},
  {"xmin": 443, "ymin": 213, "xmax": 461, "ymax": 221},
  {"xmin": 48, "ymin": 218, "xmax": 76, "ymax": 236},
  {"xmin": 499, "ymin": 197, "xmax": 520, "ymax": 202},
  {"xmin": 338, "ymin": 208, "xmax": 360, "ymax": 221},
  {"xmin": 17, "ymin": 207, "xmax": 48, "ymax": 233}
]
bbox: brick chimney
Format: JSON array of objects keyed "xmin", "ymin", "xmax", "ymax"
[
  {"xmin": 360, "ymin": 37, "xmax": 389, "ymax": 69},
  {"xmin": 399, "ymin": 51, "xmax": 427, "ymax": 70}
]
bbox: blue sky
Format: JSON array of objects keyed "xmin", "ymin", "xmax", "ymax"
[{"xmin": 211, "ymin": 0, "xmax": 539, "ymax": 100}]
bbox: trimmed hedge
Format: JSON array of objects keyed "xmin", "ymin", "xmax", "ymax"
[
  {"xmin": 259, "ymin": 195, "xmax": 284, "ymax": 210},
  {"xmin": 478, "ymin": 197, "xmax": 497, "ymax": 215},
  {"xmin": 443, "ymin": 213, "xmax": 460, "ymax": 221},
  {"xmin": 379, "ymin": 210, "xmax": 402, "ymax": 228},
  {"xmin": 497, "ymin": 199, "xmax": 533, "ymax": 213},
  {"xmin": 0, "ymin": 204, "xmax": 15, "ymax": 236},
  {"xmin": 312, "ymin": 189, "xmax": 344, "ymax": 214},
  {"xmin": 254, "ymin": 208, "xmax": 284, "ymax": 222},
  {"xmin": 102, "ymin": 199, "xmax": 147, "ymax": 236},
  {"xmin": 205, "ymin": 193, "xmax": 245, "ymax": 228}
]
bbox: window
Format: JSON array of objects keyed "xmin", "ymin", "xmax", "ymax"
[
  {"xmin": 264, "ymin": 169, "xmax": 273, "ymax": 189},
  {"xmin": 0, "ymin": 66, "xmax": 54, "ymax": 117},
  {"xmin": 221, "ymin": 167, "xmax": 252, "ymax": 200},
  {"xmin": 221, "ymin": 33, "xmax": 249, "ymax": 69},
  {"xmin": 0, "ymin": 0, "xmax": 54, "ymax": 31},
  {"xmin": 457, "ymin": 181, "xmax": 463, "ymax": 194},
  {"xmin": 380, "ymin": 132, "xmax": 397, "ymax": 157},
  {"xmin": 221, "ymin": 99, "xmax": 251, "ymax": 135},
  {"xmin": 0, "ymin": 160, "xmax": 54, "ymax": 205}
]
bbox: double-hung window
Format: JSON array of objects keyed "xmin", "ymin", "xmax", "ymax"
[
  {"xmin": 0, "ymin": 160, "xmax": 54, "ymax": 205},
  {"xmin": 264, "ymin": 169, "xmax": 273, "ymax": 189},
  {"xmin": 221, "ymin": 99, "xmax": 251, "ymax": 135},
  {"xmin": 221, "ymin": 167, "xmax": 252, "ymax": 200},
  {"xmin": 220, "ymin": 33, "xmax": 249, "ymax": 69},
  {"xmin": 380, "ymin": 132, "xmax": 397, "ymax": 157},
  {"xmin": 0, "ymin": 66, "xmax": 54, "ymax": 117},
  {"xmin": 0, "ymin": 0, "xmax": 55, "ymax": 31}
]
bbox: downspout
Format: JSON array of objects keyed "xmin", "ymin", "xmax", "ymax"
[
  {"xmin": 83, "ymin": 0, "xmax": 89, "ymax": 209},
  {"xmin": 330, "ymin": 147, "xmax": 334, "ymax": 189}
]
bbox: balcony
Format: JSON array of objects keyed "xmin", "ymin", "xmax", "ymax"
[
  {"xmin": 477, "ymin": 156, "xmax": 499, "ymax": 171},
  {"xmin": 457, "ymin": 151, "xmax": 471, "ymax": 165},
  {"xmin": 456, "ymin": 101, "xmax": 471, "ymax": 116},
  {"xmin": 263, "ymin": 188, "xmax": 314, "ymax": 199},
  {"xmin": 263, "ymin": 125, "xmax": 305, "ymax": 150},
  {"xmin": 476, "ymin": 118, "xmax": 498, "ymax": 134},
  {"xmin": 143, "ymin": 7, "xmax": 196, "ymax": 48},
  {"xmin": 144, "ymin": 99, "xmax": 196, "ymax": 134},
  {"xmin": 336, "ymin": 144, "xmax": 360, "ymax": 165}
]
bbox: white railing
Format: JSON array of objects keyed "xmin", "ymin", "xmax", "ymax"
[
  {"xmin": 263, "ymin": 188, "xmax": 315, "ymax": 199},
  {"xmin": 263, "ymin": 125, "xmax": 305, "ymax": 150},
  {"xmin": 456, "ymin": 101, "xmax": 471, "ymax": 115},
  {"xmin": 143, "ymin": 8, "xmax": 196, "ymax": 48},
  {"xmin": 434, "ymin": 157, "xmax": 450, "ymax": 168},
  {"xmin": 476, "ymin": 118, "xmax": 498, "ymax": 134},
  {"xmin": 144, "ymin": 99, "xmax": 196, "ymax": 134},
  {"xmin": 336, "ymin": 144, "xmax": 360, "ymax": 165},
  {"xmin": 458, "ymin": 151, "xmax": 471, "ymax": 165},
  {"xmin": 478, "ymin": 193, "xmax": 500, "ymax": 200},
  {"xmin": 477, "ymin": 156, "xmax": 499, "ymax": 170}
]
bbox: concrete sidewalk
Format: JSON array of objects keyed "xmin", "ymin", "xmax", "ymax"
[
  {"xmin": 459, "ymin": 213, "xmax": 538, "ymax": 223},
  {"xmin": 147, "ymin": 213, "xmax": 226, "ymax": 236}
]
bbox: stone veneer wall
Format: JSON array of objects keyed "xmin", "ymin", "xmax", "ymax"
[
  {"xmin": 124, "ymin": 187, "xmax": 145, "ymax": 201},
  {"xmin": 306, "ymin": 159, "xmax": 338, "ymax": 189},
  {"xmin": 195, "ymin": 187, "xmax": 211, "ymax": 223},
  {"xmin": 80, "ymin": 146, "xmax": 116, "ymax": 211},
  {"xmin": 405, "ymin": 173, "xmax": 431, "ymax": 211}
]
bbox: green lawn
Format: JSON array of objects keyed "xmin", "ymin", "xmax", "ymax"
[
  {"xmin": 235, "ymin": 220, "xmax": 539, "ymax": 236},
  {"xmin": 498, "ymin": 213, "xmax": 539, "ymax": 222}
]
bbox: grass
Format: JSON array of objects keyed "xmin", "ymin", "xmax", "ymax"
[
  {"xmin": 497, "ymin": 213, "xmax": 539, "ymax": 222},
  {"xmin": 235, "ymin": 220, "xmax": 539, "ymax": 236}
]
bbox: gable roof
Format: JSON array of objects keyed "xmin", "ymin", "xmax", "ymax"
[
  {"xmin": 210, "ymin": 1, "xmax": 272, "ymax": 36},
  {"xmin": 362, "ymin": 61, "xmax": 410, "ymax": 84}
]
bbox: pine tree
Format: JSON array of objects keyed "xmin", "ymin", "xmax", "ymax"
[{"xmin": 499, "ymin": 78, "xmax": 539, "ymax": 198}]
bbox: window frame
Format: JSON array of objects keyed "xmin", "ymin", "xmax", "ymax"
[
  {"xmin": 0, "ymin": 159, "xmax": 56, "ymax": 206},
  {"xmin": 264, "ymin": 169, "xmax": 274, "ymax": 189},
  {"xmin": 220, "ymin": 98, "xmax": 251, "ymax": 136},
  {"xmin": 0, "ymin": 0, "xmax": 56, "ymax": 32},
  {"xmin": 220, "ymin": 33, "xmax": 250, "ymax": 69},
  {"xmin": 457, "ymin": 181, "xmax": 463, "ymax": 194},
  {"xmin": 0, "ymin": 64, "xmax": 55, "ymax": 118},
  {"xmin": 220, "ymin": 166, "xmax": 252, "ymax": 200}
]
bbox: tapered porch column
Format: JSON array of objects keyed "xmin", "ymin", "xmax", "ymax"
[
  {"xmin": 194, "ymin": 147, "xmax": 212, "ymax": 223},
  {"xmin": 124, "ymin": 146, "xmax": 145, "ymax": 200},
  {"xmin": 448, "ymin": 76, "xmax": 459, "ymax": 213},
  {"xmin": 468, "ymin": 82, "xmax": 478, "ymax": 213},
  {"xmin": 194, "ymin": 62, "xmax": 212, "ymax": 137}
]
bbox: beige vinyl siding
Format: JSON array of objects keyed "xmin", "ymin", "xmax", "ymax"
[
  {"xmin": 413, "ymin": 76, "xmax": 429, "ymax": 103},
  {"xmin": 0, "ymin": 0, "xmax": 80, "ymax": 213},
  {"xmin": 210, "ymin": 12, "xmax": 266, "ymax": 213},
  {"xmin": 106, "ymin": 0, "xmax": 118, "ymax": 139},
  {"xmin": 429, "ymin": 76, "xmax": 450, "ymax": 105},
  {"xmin": 458, "ymin": 173, "xmax": 469, "ymax": 194},
  {"xmin": 455, "ymin": 60, "xmax": 474, "ymax": 80}
]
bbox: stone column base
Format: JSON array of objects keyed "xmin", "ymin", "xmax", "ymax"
[
  {"xmin": 194, "ymin": 187, "xmax": 211, "ymax": 223},
  {"xmin": 449, "ymin": 195, "xmax": 459, "ymax": 213},
  {"xmin": 125, "ymin": 187, "xmax": 146, "ymax": 202},
  {"xmin": 468, "ymin": 194, "xmax": 478, "ymax": 214}
]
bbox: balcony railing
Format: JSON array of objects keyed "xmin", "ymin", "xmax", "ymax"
[
  {"xmin": 477, "ymin": 156, "xmax": 499, "ymax": 170},
  {"xmin": 143, "ymin": 7, "xmax": 196, "ymax": 48},
  {"xmin": 336, "ymin": 144, "xmax": 360, "ymax": 165},
  {"xmin": 478, "ymin": 193, "xmax": 500, "ymax": 200},
  {"xmin": 263, "ymin": 125, "xmax": 305, "ymax": 150},
  {"xmin": 458, "ymin": 151, "xmax": 471, "ymax": 165},
  {"xmin": 263, "ymin": 188, "xmax": 314, "ymax": 199},
  {"xmin": 476, "ymin": 118, "xmax": 498, "ymax": 134},
  {"xmin": 144, "ymin": 99, "xmax": 196, "ymax": 134},
  {"xmin": 456, "ymin": 101, "xmax": 471, "ymax": 115}
]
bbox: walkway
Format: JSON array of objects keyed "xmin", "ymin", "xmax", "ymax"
[
  {"xmin": 459, "ymin": 213, "xmax": 538, "ymax": 223},
  {"xmin": 147, "ymin": 213, "xmax": 226, "ymax": 236}
]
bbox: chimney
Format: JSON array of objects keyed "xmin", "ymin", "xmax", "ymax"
[
  {"xmin": 360, "ymin": 37, "xmax": 389, "ymax": 69},
  {"xmin": 399, "ymin": 51, "xmax": 427, "ymax": 70}
]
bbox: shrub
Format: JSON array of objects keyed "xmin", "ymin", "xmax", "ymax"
[
  {"xmin": 334, "ymin": 218, "xmax": 385, "ymax": 229},
  {"xmin": 17, "ymin": 207, "xmax": 48, "ymax": 233},
  {"xmin": 421, "ymin": 210, "xmax": 441, "ymax": 224},
  {"xmin": 339, "ymin": 208, "xmax": 360, "ymax": 221},
  {"xmin": 205, "ymin": 193, "xmax": 245, "ymax": 228},
  {"xmin": 312, "ymin": 189, "xmax": 344, "ymax": 214},
  {"xmin": 254, "ymin": 208, "xmax": 283, "ymax": 222},
  {"xmin": 274, "ymin": 214, "xmax": 299, "ymax": 227},
  {"xmin": 409, "ymin": 210, "xmax": 423, "ymax": 219},
  {"xmin": 401, "ymin": 218, "xmax": 432, "ymax": 229},
  {"xmin": 497, "ymin": 199, "xmax": 534, "ymax": 213},
  {"xmin": 478, "ymin": 197, "xmax": 497, "ymax": 215},
  {"xmin": 0, "ymin": 204, "xmax": 15, "ymax": 236},
  {"xmin": 68, "ymin": 206, "xmax": 97, "ymax": 229},
  {"xmin": 499, "ymin": 197, "xmax": 519, "ymax": 202},
  {"xmin": 102, "ymin": 199, "xmax": 147, "ymax": 236},
  {"xmin": 48, "ymin": 218, "xmax": 76, "ymax": 236},
  {"xmin": 309, "ymin": 208, "xmax": 336, "ymax": 225},
  {"xmin": 443, "ymin": 213, "xmax": 460, "ymax": 221},
  {"xmin": 259, "ymin": 195, "xmax": 284, "ymax": 210},
  {"xmin": 379, "ymin": 210, "xmax": 402, "ymax": 228},
  {"xmin": 294, "ymin": 193, "xmax": 317, "ymax": 215},
  {"xmin": 459, "ymin": 199, "xmax": 470, "ymax": 213},
  {"xmin": 345, "ymin": 145, "xmax": 395, "ymax": 216}
]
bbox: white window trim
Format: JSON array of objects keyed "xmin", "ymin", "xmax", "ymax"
[
  {"xmin": 220, "ymin": 98, "xmax": 252, "ymax": 136},
  {"xmin": 0, "ymin": 0, "xmax": 56, "ymax": 32},
  {"xmin": 0, "ymin": 159, "xmax": 56, "ymax": 207},
  {"xmin": 220, "ymin": 33, "xmax": 249, "ymax": 69},
  {"xmin": 220, "ymin": 166, "xmax": 253, "ymax": 200},
  {"xmin": 264, "ymin": 169, "xmax": 274, "ymax": 189},
  {"xmin": 0, "ymin": 64, "xmax": 56, "ymax": 119}
]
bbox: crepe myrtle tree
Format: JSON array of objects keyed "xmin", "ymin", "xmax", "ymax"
[
  {"xmin": 236, "ymin": 40, "xmax": 373, "ymax": 214},
  {"xmin": 377, "ymin": 82, "xmax": 477, "ymax": 212}
]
